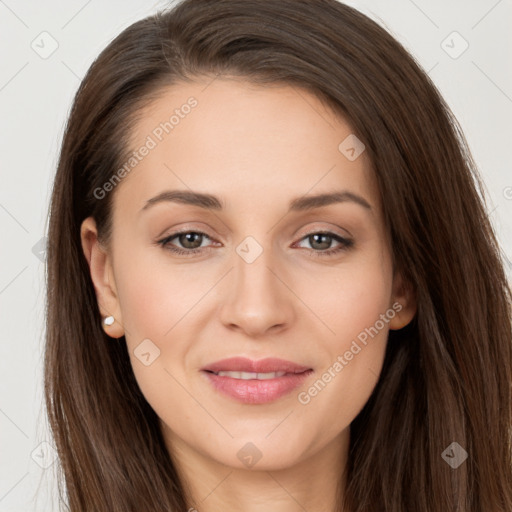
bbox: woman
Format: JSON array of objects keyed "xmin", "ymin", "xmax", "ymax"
[{"xmin": 44, "ymin": 0, "xmax": 512, "ymax": 510}]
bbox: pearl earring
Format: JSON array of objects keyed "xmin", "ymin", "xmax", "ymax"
[{"xmin": 103, "ymin": 315, "xmax": 115, "ymax": 326}]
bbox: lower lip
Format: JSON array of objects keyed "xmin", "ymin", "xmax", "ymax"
[{"xmin": 201, "ymin": 370, "xmax": 313, "ymax": 404}]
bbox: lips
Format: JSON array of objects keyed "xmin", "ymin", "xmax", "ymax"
[
  {"xmin": 201, "ymin": 357, "xmax": 313, "ymax": 404},
  {"xmin": 201, "ymin": 357, "xmax": 312, "ymax": 375}
]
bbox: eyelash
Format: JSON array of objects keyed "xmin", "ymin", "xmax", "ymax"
[{"xmin": 156, "ymin": 229, "xmax": 354, "ymax": 258}]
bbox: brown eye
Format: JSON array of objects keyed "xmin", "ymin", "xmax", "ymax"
[
  {"xmin": 157, "ymin": 230, "xmax": 215, "ymax": 257},
  {"xmin": 295, "ymin": 231, "xmax": 354, "ymax": 257},
  {"xmin": 308, "ymin": 233, "xmax": 334, "ymax": 250},
  {"xmin": 175, "ymin": 232, "xmax": 204, "ymax": 250}
]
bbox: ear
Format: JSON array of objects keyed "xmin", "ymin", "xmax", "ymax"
[
  {"xmin": 389, "ymin": 270, "xmax": 416, "ymax": 330},
  {"xmin": 80, "ymin": 217, "xmax": 125, "ymax": 338}
]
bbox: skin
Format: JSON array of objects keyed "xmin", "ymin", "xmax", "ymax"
[{"xmin": 81, "ymin": 77, "xmax": 416, "ymax": 512}]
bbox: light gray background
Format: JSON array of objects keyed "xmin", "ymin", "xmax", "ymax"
[{"xmin": 0, "ymin": 1, "xmax": 511, "ymax": 510}]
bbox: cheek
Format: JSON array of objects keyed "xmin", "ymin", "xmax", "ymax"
[
  {"xmin": 294, "ymin": 253, "xmax": 393, "ymax": 429},
  {"xmin": 114, "ymin": 249, "xmax": 210, "ymax": 340},
  {"xmin": 302, "ymin": 253, "xmax": 393, "ymax": 343},
  {"xmin": 113, "ymin": 251, "xmax": 205, "ymax": 416}
]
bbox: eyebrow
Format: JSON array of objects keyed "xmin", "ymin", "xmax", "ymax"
[{"xmin": 140, "ymin": 189, "xmax": 372, "ymax": 213}]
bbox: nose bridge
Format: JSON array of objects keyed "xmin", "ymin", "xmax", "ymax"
[
  {"xmin": 233, "ymin": 234, "xmax": 282, "ymax": 305},
  {"xmin": 218, "ymin": 233, "xmax": 294, "ymax": 335},
  {"xmin": 235, "ymin": 238, "xmax": 276, "ymax": 295}
]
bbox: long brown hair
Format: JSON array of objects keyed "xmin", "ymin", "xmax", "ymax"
[{"xmin": 44, "ymin": 0, "xmax": 512, "ymax": 510}]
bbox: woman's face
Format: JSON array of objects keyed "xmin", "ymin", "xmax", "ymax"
[{"xmin": 81, "ymin": 77, "xmax": 415, "ymax": 472}]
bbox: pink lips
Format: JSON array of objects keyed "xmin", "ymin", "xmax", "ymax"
[{"xmin": 201, "ymin": 357, "xmax": 313, "ymax": 404}]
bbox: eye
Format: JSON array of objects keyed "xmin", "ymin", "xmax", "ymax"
[
  {"xmin": 157, "ymin": 230, "xmax": 215, "ymax": 257},
  {"xmin": 157, "ymin": 229, "xmax": 354, "ymax": 258},
  {"xmin": 293, "ymin": 231, "xmax": 354, "ymax": 257}
]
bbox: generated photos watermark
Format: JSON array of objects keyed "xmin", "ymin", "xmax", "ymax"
[
  {"xmin": 297, "ymin": 301, "xmax": 403, "ymax": 405},
  {"xmin": 93, "ymin": 96, "xmax": 198, "ymax": 200}
]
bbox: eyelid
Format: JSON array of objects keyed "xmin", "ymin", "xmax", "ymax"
[
  {"xmin": 297, "ymin": 223, "xmax": 353, "ymax": 240},
  {"xmin": 156, "ymin": 222, "xmax": 216, "ymax": 240},
  {"xmin": 157, "ymin": 228, "xmax": 218, "ymax": 247}
]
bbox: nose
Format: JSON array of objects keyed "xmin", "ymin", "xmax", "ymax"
[{"xmin": 218, "ymin": 245, "xmax": 295, "ymax": 338}]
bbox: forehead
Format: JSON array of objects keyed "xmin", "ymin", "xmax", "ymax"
[{"xmin": 114, "ymin": 78, "xmax": 379, "ymax": 217}]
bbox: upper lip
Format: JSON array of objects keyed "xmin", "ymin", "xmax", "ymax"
[{"xmin": 201, "ymin": 357, "xmax": 312, "ymax": 374}]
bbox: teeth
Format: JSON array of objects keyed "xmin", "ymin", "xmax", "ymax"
[{"xmin": 215, "ymin": 371, "xmax": 287, "ymax": 380}]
